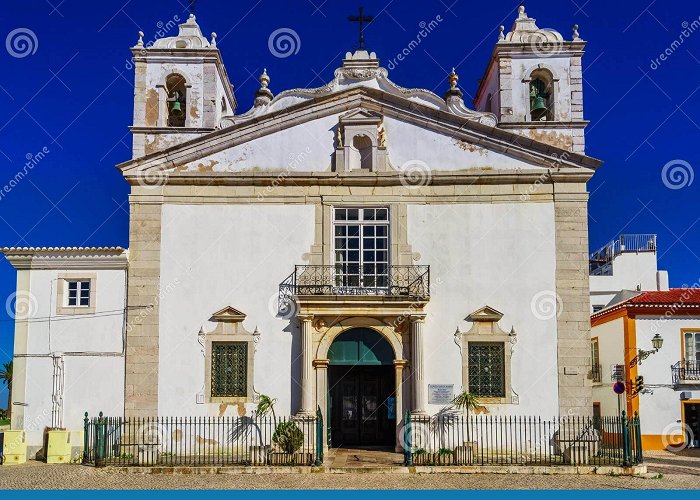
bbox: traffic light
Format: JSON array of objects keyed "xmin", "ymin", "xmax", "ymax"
[{"xmin": 635, "ymin": 375, "xmax": 644, "ymax": 393}]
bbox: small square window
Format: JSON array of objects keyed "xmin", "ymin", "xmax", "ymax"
[{"xmin": 67, "ymin": 280, "xmax": 91, "ymax": 307}]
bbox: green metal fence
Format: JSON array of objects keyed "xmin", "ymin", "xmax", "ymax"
[
  {"xmin": 83, "ymin": 408, "xmax": 324, "ymax": 467},
  {"xmin": 403, "ymin": 411, "xmax": 643, "ymax": 466}
]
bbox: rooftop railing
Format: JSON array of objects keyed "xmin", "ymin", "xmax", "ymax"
[{"xmin": 590, "ymin": 234, "xmax": 657, "ymax": 276}]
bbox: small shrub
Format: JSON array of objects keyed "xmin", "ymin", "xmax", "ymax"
[
  {"xmin": 272, "ymin": 421, "xmax": 304, "ymax": 455},
  {"xmin": 438, "ymin": 448, "xmax": 453, "ymax": 456},
  {"xmin": 414, "ymin": 448, "xmax": 426, "ymax": 456}
]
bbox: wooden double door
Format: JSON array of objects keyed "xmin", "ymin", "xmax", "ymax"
[{"xmin": 329, "ymin": 365, "xmax": 395, "ymax": 448}]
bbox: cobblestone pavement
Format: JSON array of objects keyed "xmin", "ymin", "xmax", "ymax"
[{"xmin": 0, "ymin": 450, "xmax": 697, "ymax": 489}]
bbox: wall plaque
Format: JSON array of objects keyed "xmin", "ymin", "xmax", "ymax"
[{"xmin": 428, "ymin": 384, "xmax": 454, "ymax": 405}]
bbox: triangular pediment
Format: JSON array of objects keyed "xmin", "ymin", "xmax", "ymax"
[
  {"xmin": 118, "ymin": 88, "xmax": 601, "ymax": 184},
  {"xmin": 467, "ymin": 306, "xmax": 504, "ymax": 322},
  {"xmin": 210, "ymin": 306, "xmax": 247, "ymax": 323},
  {"xmin": 339, "ymin": 109, "xmax": 382, "ymax": 124}
]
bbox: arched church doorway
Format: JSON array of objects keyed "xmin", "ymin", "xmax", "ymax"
[{"xmin": 327, "ymin": 327, "xmax": 396, "ymax": 448}]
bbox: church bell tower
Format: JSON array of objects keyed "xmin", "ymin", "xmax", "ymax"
[
  {"xmin": 129, "ymin": 14, "xmax": 237, "ymax": 158},
  {"xmin": 474, "ymin": 5, "xmax": 587, "ymax": 154}
]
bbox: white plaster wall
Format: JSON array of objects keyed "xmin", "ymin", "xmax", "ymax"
[
  {"xmin": 408, "ymin": 202, "xmax": 559, "ymax": 416},
  {"xmin": 15, "ymin": 268, "xmax": 126, "ymax": 448},
  {"xmin": 635, "ymin": 316, "xmax": 700, "ymax": 437},
  {"xmin": 158, "ymin": 204, "xmax": 316, "ymax": 416},
  {"xmin": 591, "ymin": 318, "xmax": 625, "ymax": 416},
  {"xmin": 590, "ymin": 252, "xmax": 659, "ymax": 311},
  {"xmin": 178, "ymin": 114, "xmax": 543, "ymax": 173}
]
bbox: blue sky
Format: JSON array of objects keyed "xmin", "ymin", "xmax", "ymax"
[{"xmin": 0, "ymin": 0, "xmax": 699, "ymax": 408}]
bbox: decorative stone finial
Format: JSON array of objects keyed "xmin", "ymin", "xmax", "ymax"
[
  {"xmin": 444, "ymin": 67, "xmax": 463, "ymax": 102},
  {"xmin": 518, "ymin": 5, "xmax": 527, "ymax": 19},
  {"xmin": 498, "ymin": 25, "xmax": 505, "ymax": 41},
  {"xmin": 260, "ymin": 68, "xmax": 270, "ymax": 88},
  {"xmin": 572, "ymin": 24, "xmax": 580, "ymax": 40},
  {"xmin": 254, "ymin": 68, "xmax": 273, "ymax": 107},
  {"xmin": 210, "ymin": 32, "xmax": 217, "ymax": 47},
  {"xmin": 188, "ymin": 13, "xmax": 196, "ymax": 22},
  {"xmin": 136, "ymin": 31, "xmax": 144, "ymax": 47},
  {"xmin": 448, "ymin": 67, "xmax": 459, "ymax": 89}
]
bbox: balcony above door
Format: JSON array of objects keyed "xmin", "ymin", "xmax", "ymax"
[{"xmin": 278, "ymin": 264, "xmax": 430, "ymax": 318}]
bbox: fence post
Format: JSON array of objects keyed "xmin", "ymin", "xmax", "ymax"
[
  {"xmin": 633, "ymin": 412, "xmax": 643, "ymax": 464},
  {"xmin": 404, "ymin": 410, "xmax": 412, "ymax": 466},
  {"xmin": 621, "ymin": 411, "xmax": 630, "ymax": 467},
  {"xmin": 95, "ymin": 411, "xmax": 106, "ymax": 468},
  {"xmin": 82, "ymin": 412, "xmax": 89, "ymax": 465},
  {"xmin": 315, "ymin": 406, "xmax": 323, "ymax": 466}
]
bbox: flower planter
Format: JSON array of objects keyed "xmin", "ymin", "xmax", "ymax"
[
  {"xmin": 248, "ymin": 445, "xmax": 271, "ymax": 465},
  {"xmin": 269, "ymin": 451, "xmax": 313, "ymax": 466}
]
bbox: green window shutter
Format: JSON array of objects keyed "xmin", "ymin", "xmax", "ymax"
[{"xmin": 211, "ymin": 342, "xmax": 247, "ymax": 397}]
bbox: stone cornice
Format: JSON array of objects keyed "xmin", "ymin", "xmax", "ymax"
[
  {"xmin": 117, "ymin": 87, "xmax": 602, "ymax": 181},
  {"xmin": 125, "ymin": 168, "xmax": 593, "ymax": 188},
  {"xmin": 498, "ymin": 121, "xmax": 589, "ymax": 130},
  {"xmin": 4, "ymin": 253, "xmax": 128, "ymax": 271}
]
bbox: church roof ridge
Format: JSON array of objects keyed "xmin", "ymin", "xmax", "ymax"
[
  {"xmin": 224, "ymin": 50, "xmax": 498, "ymax": 129},
  {"xmin": 1, "ymin": 246, "xmax": 126, "ymax": 254}
]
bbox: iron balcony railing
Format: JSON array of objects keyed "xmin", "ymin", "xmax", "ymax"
[
  {"xmin": 590, "ymin": 234, "xmax": 657, "ymax": 276},
  {"xmin": 279, "ymin": 265, "xmax": 430, "ymax": 301},
  {"xmin": 672, "ymin": 361, "xmax": 700, "ymax": 385},
  {"xmin": 591, "ymin": 364, "xmax": 602, "ymax": 383},
  {"xmin": 82, "ymin": 410, "xmax": 324, "ymax": 467},
  {"xmin": 403, "ymin": 412, "xmax": 643, "ymax": 467}
]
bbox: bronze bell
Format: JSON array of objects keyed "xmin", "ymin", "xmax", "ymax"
[
  {"xmin": 170, "ymin": 100, "xmax": 183, "ymax": 117},
  {"xmin": 530, "ymin": 95, "xmax": 548, "ymax": 120}
]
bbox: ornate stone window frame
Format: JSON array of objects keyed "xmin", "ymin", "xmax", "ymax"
[
  {"xmin": 56, "ymin": 272, "xmax": 96, "ymax": 315},
  {"xmin": 203, "ymin": 307, "xmax": 257, "ymax": 404},
  {"xmin": 334, "ymin": 109, "xmax": 389, "ymax": 173},
  {"xmin": 457, "ymin": 306, "xmax": 517, "ymax": 404}
]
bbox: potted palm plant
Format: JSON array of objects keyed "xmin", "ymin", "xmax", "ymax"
[{"xmin": 452, "ymin": 390, "xmax": 481, "ymax": 464}]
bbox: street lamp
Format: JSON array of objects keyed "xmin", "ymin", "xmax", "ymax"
[{"xmin": 636, "ymin": 333, "xmax": 664, "ymax": 365}]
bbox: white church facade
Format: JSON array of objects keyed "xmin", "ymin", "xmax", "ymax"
[{"xmin": 5, "ymin": 6, "xmax": 601, "ymax": 457}]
